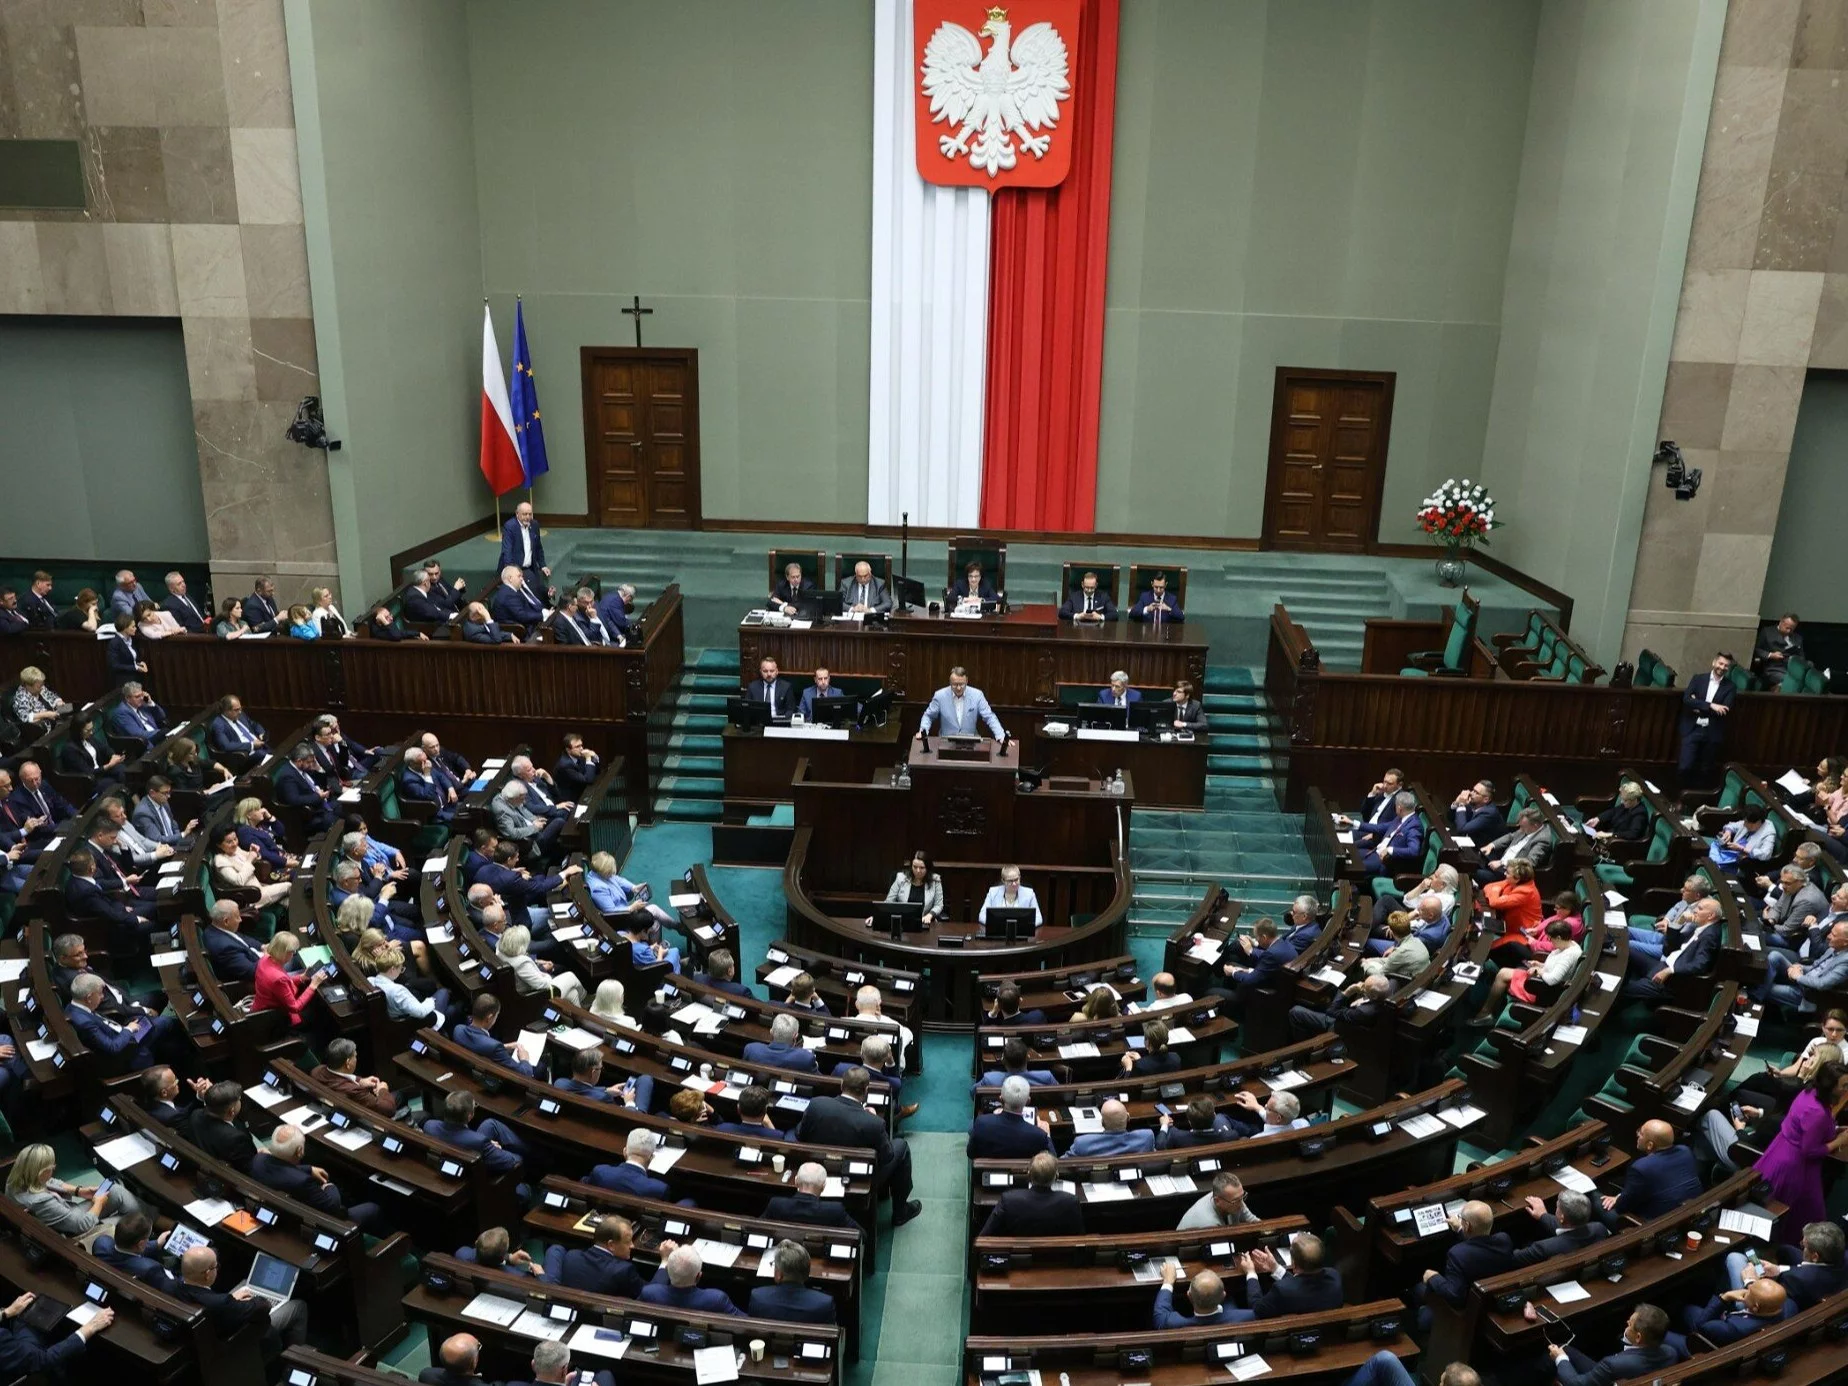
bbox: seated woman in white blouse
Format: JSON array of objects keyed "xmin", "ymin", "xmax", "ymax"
[{"xmin": 498, "ymin": 923, "xmax": 584, "ymax": 1006}]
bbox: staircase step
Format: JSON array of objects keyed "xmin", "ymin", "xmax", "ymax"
[
  {"xmin": 655, "ymin": 774, "xmax": 725, "ymax": 798},
  {"xmin": 656, "ymin": 797, "xmax": 724, "ymax": 822}
]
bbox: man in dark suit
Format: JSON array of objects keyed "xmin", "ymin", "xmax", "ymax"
[
  {"xmin": 839, "ymin": 561, "xmax": 893, "ymax": 616},
  {"xmin": 250, "ymin": 1124, "xmax": 383, "ymax": 1231},
  {"xmin": 1414, "ymin": 1201, "xmax": 1514, "ymax": 1329},
  {"xmin": 972, "ymin": 1035, "xmax": 1059, "ymax": 1091},
  {"xmin": 6, "ymin": 761, "xmax": 72, "ymax": 840},
  {"xmin": 1513, "ymin": 1189, "xmax": 1610, "ymax": 1266},
  {"xmin": 742, "ymin": 1013, "xmax": 817, "ymax": 1071},
  {"xmin": 160, "ymin": 571, "xmax": 209, "ymax": 632},
  {"xmin": 93, "ymin": 1211, "xmax": 185, "ymax": 1295},
  {"xmin": 1551, "ymin": 1303, "xmax": 1684, "ymax": 1386},
  {"xmin": 399, "ymin": 747, "xmax": 458, "ymax": 821},
  {"xmin": 596, "ymin": 582, "xmax": 636, "ymax": 638},
  {"xmin": 198, "ymin": 902, "xmax": 264, "ymax": 992},
  {"xmin": 547, "ymin": 1214, "xmax": 645, "ymax": 1297},
  {"xmin": 1154, "ymin": 1262, "xmax": 1248, "ymax": 1327},
  {"xmin": 275, "ymin": 743, "xmax": 336, "ymax": 833},
  {"xmin": 968, "ymin": 1075, "xmax": 1055, "ymax": 1159},
  {"xmin": 795, "ymin": 1066, "xmax": 921, "ymax": 1224},
  {"xmin": 553, "ymin": 733, "xmax": 602, "ymax": 799},
  {"xmin": 108, "ymin": 681, "xmax": 167, "ymax": 750},
  {"xmin": 1754, "ymin": 613, "xmax": 1804, "ymax": 688},
  {"xmin": 550, "ymin": 587, "xmax": 612, "ymax": 645},
  {"xmin": 641, "ymin": 1246, "xmax": 745, "ymax": 1315},
  {"xmin": 419, "ymin": 1333, "xmax": 494, "ymax": 1386},
  {"xmin": 0, "ymin": 590, "xmax": 27, "ymax": 638},
  {"xmin": 1725, "ymin": 1221, "xmax": 1848, "ymax": 1308},
  {"xmin": 1670, "ymin": 1277, "xmax": 1793, "ymax": 1354},
  {"xmin": 400, "ymin": 567, "xmax": 457, "ymax": 624},
  {"xmin": 713, "ymin": 1083, "xmax": 789, "ymax": 1141},
  {"xmin": 18, "ymin": 572, "xmax": 58, "ymax": 630},
  {"xmin": 141, "ymin": 1065, "xmax": 210, "ymax": 1127},
  {"xmin": 1621, "ymin": 899, "xmax": 1722, "ymax": 1002},
  {"xmin": 206, "ymin": 695, "xmax": 266, "ymax": 769},
  {"xmin": 461, "ymin": 601, "xmax": 517, "ymax": 644},
  {"xmin": 0, "ymin": 1290, "xmax": 113, "ymax": 1376},
  {"xmin": 745, "ymin": 656, "xmax": 798, "ymax": 720},
  {"xmin": 499, "ymin": 500, "xmax": 551, "ymax": 597},
  {"xmin": 1354, "ymin": 791, "xmax": 1425, "ymax": 877},
  {"xmin": 177, "ymin": 1244, "xmax": 308, "ymax": 1354},
  {"xmin": 982, "ymin": 983, "xmax": 1047, "ymax": 1028},
  {"xmin": 1603, "ymin": 1120, "xmax": 1703, "ymax": 1223},
  {"xmin": 422, "ymin": 1091, "xmax": 530, "ymax": 1179},
  {"xmin": 980, "ymin": 1151, "xmax": 1082, "ymax": 1236},
  {"xmin": 764, "ymin": 1162, "xmax": 859, "ymax": 1228},
  {"xmin": 63, "ymin": 852, "xmax": 157, "ymax": 955},
  {"xmin": 1060, "ymin": 570, "xmax": 1116, "ymax": 622},
  {"xmin": 770, "ymin": 561, "xmax": 817, "ymax": 614},
  {"xmin": 746, "ymin": 1240, "xmax": 837, "ymax": 1324},
  {"xmin": 490, "ymin": 566, "xmax": 547, "ymax": 629},
  {"xmin": 588, "ymin": 1129, "xmax": 680, "ymax": 1202},
  {"xmin": 1129, "ymin": 573, "xmax": 1183, "ymax": 623},
  {"xmin": 186, "ymin": 1081, "xmax": 258, "ymax": 1169},
  {"xmin": 1288, "ymin": 972, "xmax": 1393, "ymax": 1042},
  {"xmin": 694, "ymin": 948, "xmax": 755, "ymax": 999},
  {"xmin": 1241, "ymin": 1233, "xmax": 1344, "ymax": 1317},
  {"xmin": 509, "ymin": 1340, "xmax": 613, "ymax": 1386},
  {"xmin": 1209, "ymin": 917, "xmax": 1298, "ymax": 1019},
  {"xmin": 244, "ymin": 576, "xmax": 283, "ymax": 633},
  {"xmin": 454, "ymin": 994, "xmax": 537, "ymax": 1077},
  {"xmin": 1678, "ymin": 652, "xmax": 1737, "ymax": 789},
  {"xmin": 1448, "ymin": 780, "xmax": 1506, "ymax": 839}
]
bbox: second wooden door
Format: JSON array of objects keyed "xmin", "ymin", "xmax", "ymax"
[
  {"xmin": 1261, "ymin": 368, "xmax": 1395, "ymax": 551},
  {"xmin": 580, "ymin": 347, "xmax": 702, "ymax": 529}
]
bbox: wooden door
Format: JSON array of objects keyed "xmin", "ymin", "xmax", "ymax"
[
  {"xmin": 580, "ymin": 347, "xmax": 702, "ymax": 529},
  {"xmin": 1260, "ymin": 368, "xmax": 1395, "ymax": 552}
]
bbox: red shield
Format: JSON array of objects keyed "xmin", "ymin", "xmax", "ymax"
[{"xmin": 914, "ymin": 0, "xmax": 1082, "ymax": 190}]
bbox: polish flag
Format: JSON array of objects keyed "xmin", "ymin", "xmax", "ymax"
[{"xmin": 480, "ymin": 303, "xmax": 523, "ymax": 496}]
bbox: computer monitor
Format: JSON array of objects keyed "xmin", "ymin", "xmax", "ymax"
[
  {"xmin": 1076, "ymin": 703, "xmax": 1130, "ymax": 730},
  {"xmin": 727, "ymin": 697, "xmax": 771, "ymax": 731},
  {"xmin": 894, "ymin": 575, "xmax": 927, "ymax": 610},
  {"xmin": 872, "ymin": 901, "xmax": 925, "ymax": 939},
  {"xmin": 984, "ymin": 906, "xmax": 1039, "ymax": 943},
  {"xmin": 858, "ymin": 686, "xmax": 893, "ymax": 726},
  {"xmin": 797, "ymin": 590, "xmax": 843, "ymax": 620},
  {"xmin": 1128, "ymin": 701, "xmax": 1166, "ymax": 730},
  {"xmin": 808, "ymin": 697, "xmax": 859, "ymax": 729}
]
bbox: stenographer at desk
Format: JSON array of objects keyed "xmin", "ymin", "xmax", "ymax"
[
  {"xmin": 918, "ymin": 667, "xmax": 1006, "ymax": 741},
  {"xmin": 979, "ymin": 866, "xmax": 1043, "ymax": 929}
]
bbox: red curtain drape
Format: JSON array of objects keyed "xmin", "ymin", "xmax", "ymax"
[{"xmin": 979, "ymin": 0, "xmax": 1121, "ymax": 533}]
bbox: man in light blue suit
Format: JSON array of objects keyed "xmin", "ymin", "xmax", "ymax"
[
  {"xmin": 919, "ymin": 667, "xmax": 1006, "ymax": 740},
  {"xmin": 1065, "ymin": 1099, "xmax": 1155, "ymax": 1158}
]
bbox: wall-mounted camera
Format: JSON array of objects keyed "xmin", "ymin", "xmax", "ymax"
[
  {"xmin": 1654, "ymin": 440, "xmax": 1699, "ymax": 500},
  {"xmin": 286, "ymin": 396, "xmax": 342, "ymax": 452}
]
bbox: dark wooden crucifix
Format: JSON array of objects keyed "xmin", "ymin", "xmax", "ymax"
[{"xmin": 622, "ymin": 294, "xmax": 653, "ymax": 348}]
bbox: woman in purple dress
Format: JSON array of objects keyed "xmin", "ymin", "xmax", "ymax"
[{"xmin": 1754, "ymin": 1060, "xmax": 1848, "ymax": 1240}]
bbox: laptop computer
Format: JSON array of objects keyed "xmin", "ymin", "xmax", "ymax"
[{"xmin": 236, "ymin": 1252, "xmax": 300, "ymax": 1307}]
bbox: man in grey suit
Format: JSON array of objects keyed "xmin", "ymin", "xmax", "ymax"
[
  {"xmin": 491, "ymin": 781, "xmax": 566, "ymax": 866},
  {"xmin": 839, "ymin": 561, "xmax": 893, "ymax": 616},
  {"xmin": 1475, "ymin": 806, "xmax": 1553, "ymax": 884}
]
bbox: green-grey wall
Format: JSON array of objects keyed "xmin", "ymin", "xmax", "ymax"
[
  {"xmin": 466, "ymin": 0, "xmax": 873, "ymax": 526},
  {"xmin": 0, "ymin": 317, "xmax": 207, "ymax": 562},
  {"xmin": 1096, "ymin": 0, "xmax": 1539, "ymax": 539},
  {"xmin": 1764, "ymin": 370, "xmax": 1848, "ymax": 624},
  {"xmin": 289, "ymin": 0, "xmax": 487, "ymax": 607},
  {"xmin": 1478, "ymin": 0, "xmax": 1724, "ymax": 663}
]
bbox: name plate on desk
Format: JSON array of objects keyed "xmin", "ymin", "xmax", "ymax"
[
  {"xmin": 1074, "ymin": 728, "xmax": 1141, "ymax": 742},
  {"xmin": 763, "ymin": 725, "xmax": 850, "ymax": 741}
]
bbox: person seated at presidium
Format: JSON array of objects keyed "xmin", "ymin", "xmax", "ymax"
[
  {"xmin": 770, "ymin": 561, "xmax": 815, "ymax": 614},
  {"xmin": 1060, "ymin": 569, "xmax": 1116, "ymax": 622},
  {"xmin": 745, "ymin": 657, "xmax": 797, "ymax": 719},
  {"xmin": 949, "ymin": 562, "xmax": 998, "ymax": 610},
  {"xmin": 840, "ymin": 560, "xmax": 893, "ymax": 615},
  {"xmin": 1098, "ymin": 670, "xmax": 1140, "ymax": 707},
  {"xmin": 979, "ymin": 865, "xmax": 1042, "ymax": 929},
  {"xmin": 919, "ymin": 667, "xmax": 1006, "ymax": 740},
  {"xmin": 1130, "ymin": 572, "xmax": 1183, "ymax": 622},
  {"xmin": 1168, "ymin": 680, "xmax": 1207, "ymax": 731}
]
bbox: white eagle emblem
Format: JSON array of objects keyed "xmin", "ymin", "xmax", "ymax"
[{"xmin": 921, "ymin": 6, "xmax": 1071, "ymax": 178}]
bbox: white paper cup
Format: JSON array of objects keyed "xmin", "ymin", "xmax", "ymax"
[
  {"xmin": 771, "ymin": 1154, "xmax": 786, "ymax": 1174},
  {"xmin": 749, "ymin": 1339, "xmax": 766, "ymax": 1362}
]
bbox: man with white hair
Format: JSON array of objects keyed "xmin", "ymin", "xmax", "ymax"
[
  {"xmin": 1226, "ymin": 1089, "xmax": 1308, "ymax": 1139},
  {"xmin": 1277, "ymin": 894, "xmax": 1323, "ymax": 952},
  {"xmin": 499, "ymin": 498, "xmax": 552, "ymax": 596},
  {"xmin": 510, "ymin": 753, "xmax": 576, "ymax": 819},
  {"xmin": 839, "ymin": 560, "xmax": 892, "ymax": 616},
  {"xmin": 108, "ymin": 568, "xmax": 151, "ymax": 618},
  {"xmin": 1098, "ymin": 670, "xmax": 1139, "ymax": 708},
  {"xmin": 829, "ymin": 1033, "xmax": 913, "ymax": 1119},
  {"xmin": 852, "ymin": 983, "xmax": 914, "ymax": 1069},
  {"xmin": 743, "ymin": 1012, "xmax": 818, "ymax": 1072},
  {"xmin": 1372, "ymin": 862, "xmax": 1461, "ymax": 930},
  {"xmin": 747, "ymin": 1240, "xmax": 837, "ymax": 1324},
  {"xmin": 518, "ymin": 1338, "xmax": 614, "ymax": 1386},
  {"xmin": 764, "ymin": 1161, "xmax": 857, "ymax": 1228},
  {"xmin": 597, "ymin": 582, "xmax": 639, "ymax": 638},
  {"xmin": 588, "ymin": 1128, "xmax": 679, "ymax": 1201},
  {"xmin": 640, "ymin": 1244, "xmax": 745, "ymax": 1314},
  {"xmin": 160, "ymin": 571, "xmax": 207, "ymax": 633},
  {"xmin": 398, "ymin": 746, "xmax": 459, "ymax": 822},
  {"xmin": 1354, "ymin": 790, "xmax": 1424, "ymax": 877},
  {"xmin": 491, "ymin": 780, "xmax": 566, "ymax": 865},
  {"xmin": 490, "ymin": 564, "xmax": 548, "ymax": 628},
  {"xmin": 969, "ymin": 1074, "xmax": 1055, "ymax": 1159},
  {"xmin": 65, "ymin": 971, "xmax": 184, "ymax": 1068},
  {"xmin": 249, "ymin": 1124, "xmax": 382, "ymax": 1230}
]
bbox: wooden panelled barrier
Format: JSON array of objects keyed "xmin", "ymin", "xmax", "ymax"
[
  {"xmin": 1266, "ymin": 605, "xmax": 1848, "ymax": 809},
  {"xmin": 5, "ymin": 586, "xmax": 685, "ymax": 820}
]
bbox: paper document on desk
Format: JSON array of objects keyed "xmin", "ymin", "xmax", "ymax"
[
  {"xmin": 1545, "ymin": 1280, "xmax": 1591, "ymax": 1304},
  {"xmin": 93, "ymin": 1132, "xmax": 159, "ymax": 1169},
  {"xmin": 1130, "ymin": 1256, "xmax": 1183, "ymax": 1283},
  {"xmin": 1672, "ymin": 1084, "xmax": 1706, "ymax": 1112},
  {"xmin": 1335, "ymin": 830, "xmax": 1354, "ymax": 845},
  {"xmin": 325, "ymin": 1127, "xmax": 373, "ymax": 1152},
  {"xmin": 1778, "ymin": 769, "xmax": 1812, "ymax": 795},
  {"xmin": 671, "ymin": 1003, "xmax": 716, "ymax": 1026},
  {"xmin": 764, "ymin": 965, "xmax": 801, "ymax": 988},
  {"xmin": 509, "ymin": 1308, "xmax": 567, "ymax": 1341},
  {"xmin": 0, "ymin": 959, "xmax": 24, "ymax": 984},
  {"xmin": 1553, "ymin": 1167, "xmax": 1598, "ymax": 1194},
  {"xmin": 1186, "ymin": 937, "xmax": 1224, "ymax": 963},
  {"xmin": 1734, "ymin": 1015, "xmax": 1760, "ymax": 1038},
  {"xmin": 1451, "ymin": 835, "xmax": 1475, "ymax": 848},
  {"xmin": 279, "ymin": 1105, "xmax": 328, "ymax": 1132},
  {"xmin": 1412, "ymin": 1204, "xmax": 1450, "ymax": 1238},
  {"xmin": 1057, "ymin": 1042, "xmax": 1100, "ymax": 1059},
  {"xmin": 185, "ymin": 1197, "xmax": 236, "ymax": 1226},
  {"xmin": 1411, "ymin": 990, "xmax": 1451, "ymax": 1013},
  {"xmin": 1438, "ymin": 1104, "xmax": 1486, "ymax": 1130},
  {"xmin": 821, "ymin": 1176, "xmax": 846, "ymax": 1199},
  {"xmin": 547, "ymin": 1026, "xmax": 601, "ymax": 1051},
  {"xmin": 694, "ymin": 1345, "xmax": 742, "ymax": 1385},
  {"xmin": 244, "ymin": 1083, "xmax": 286, "ymax": 1110},
  {"xmin": 1165, "ymin": 1026, "xmax": 1196, "ymax": 1044},
  {"xmin": 423, "ymin": 857, "xmax": 447, "ymax": 874},
  {"xmin": 1314, "ymin": 967, "xmax": 1349, "ymax": 987},
  {"xmin": 567, "ymin": 1325, "xmax": 630, "ymax": 1360},
  {"xmin": 1067, "ymin": 1106, "xmax": 1105, "ymax": 1134},
  {"xmin": 692, "ymin": 1238, "xmax": 742, "ymax": 1268},
  {"xmin": 25, "ymin": 1039, "xmax": 58, "ymax": 1063},
  {"xmin": 1082, "ymin": 1181, "xmax": 1134, "ymax": 1202},
  {"xmin": 648, "ymin": 1146, "xmax": 686, "ymax": 1174},
  {"xmin": 460, "ymin": 1292, "xmax": 524, "ymax": 1327},
  {"xmin": 1228, "ymin": 1354, "xmax": 1272, "ymax": 1380},
  {"xmin": 1719, "ymin": 1209, "xmax": 1775, "ymax": 1241},
  {"xmin": 1144, "ymin": 1174, "xmax": 1196, "ymax": 1197},
  {"xmin": 1396, "ymin": 1113, "xmax": 1446, "ymax": 1139},
  {"xmin": 755, "ymin": 1248, "xmax": 778, "ymax": 1278},
  {"xmin": 149, "ymin": 950, "xmax": 187, "ymax": 969},
  {"xmin": 424, "ymin": 924, "xmax": 454, "ymax": 944},
  {"xmin": 1552, "ymin": 1025, "xmax": 1589, "ymax": 1046}
]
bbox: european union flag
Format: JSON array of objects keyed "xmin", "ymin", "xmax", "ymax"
[{"xmin": 510, "ymin": 299, "xmax": 549, "ymax": 485}]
